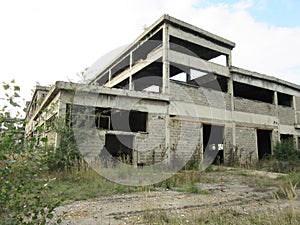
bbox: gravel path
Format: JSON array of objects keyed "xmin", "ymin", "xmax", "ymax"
[{"xmin": 50, "ymin": 171, "xmax": 300, "ymax": 225}]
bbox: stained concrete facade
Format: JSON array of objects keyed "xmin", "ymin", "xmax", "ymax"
[{"xmin": 25, "ymin": 15, "xmax": 300, "ymax": 167}]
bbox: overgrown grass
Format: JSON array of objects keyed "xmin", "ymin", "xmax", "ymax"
[
  {"xmin": 45, "ymin": 168, "xmax": 149, "ymax": 204},
  {"xmin": 45, "ymin": 169, "xmax": 214, "ymax": 204}
]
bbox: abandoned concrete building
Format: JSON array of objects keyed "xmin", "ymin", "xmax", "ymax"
[{"xmin": 25, "ymin": 15, "xmax": 300, "ymax": 168}]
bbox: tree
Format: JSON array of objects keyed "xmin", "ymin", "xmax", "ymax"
[{"xmin": 0, "ymin": 80, "xmax": 61, "ymax": 224}]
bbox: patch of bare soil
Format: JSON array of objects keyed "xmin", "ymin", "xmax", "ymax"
[{"xmin": 50, "ymin": 170, "xmax": 300, "ymax": 225}]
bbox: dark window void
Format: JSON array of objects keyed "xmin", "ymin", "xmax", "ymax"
[
  {"xmin": 132, "ymin": 61, "xmax": 162, "ymax": 92},
  {"xmin": 280, "ymin": 134, "xmax": 293, "ymax": 142},
  {"xmin": 95, "ymin": 107, "xmax": 147, "ymax": 132},
  {"xmin": 115, "ymin": 78, "xmax": 129, "ymax": 89},
  {"xmin": 96, "ymin": 72, "xmax": 109, "ymax": 86},
  {"xmin": 278, "ymin": 92, "xmax": 293, "ymax": 107},
  {"xmin": 95, "ymin": 107, "xmax": 111, "ymax": 130},
  {"xmin": 257, "ymin": 130, "xmax": 272, "ymax": 160},
  {"xmin": 233, "ymin": 82, "xmax": 274, "ymax": 103},
  {"xmin": 188, "ymin": 74, "xmax": 228, "ymax": 92},
  {"xmin": 104, "ymin": 134, "xmax": 133, "ymax": 164},
  {"xmin": 170, "ymin": 36, "xmax": 222, "ymax": 60},
  {"xmin": 111, "ymin": 57, "xmax": 130, "ymax": 79},
  {"xmin": 169, "ymin": 63, "xmax": 228, "ymax": 93},
  {"xmin": 203, "ymin": 124, "xmax": 224, "ymax": 164},
  {"xmin": 132, "ymin": 30, "xmax": 162, "ymax": 64}
]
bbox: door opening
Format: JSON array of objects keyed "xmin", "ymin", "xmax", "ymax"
[
  {"xmin": 203, "ymin": 124, "xmax": 224, "ymax": 164},
  {"xmin": 257, "ymin": 130, "xmax": 272, "ymax": 160},
  {"xmin": 104, "ymin": 134, "xmax": 133, "ymax": 164}
]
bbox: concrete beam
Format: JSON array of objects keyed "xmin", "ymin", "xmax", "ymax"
[
  {"xmin": 168, "ymin": 26, "xmax": 232, "ymax": 57},
  {"xmin": 90, "ymin": 25, "xmax": 164, "ymax": 85},
  {"xmin": 169, "ymin": 50, "xmax": 230, "ymax": 77},
  {"xmin": 167, "ymin": 15, "xmax": 235, "ymax": 49},
  {"xmin": 231, "ymin": 67, "xmax": 300, "ymax": 96},
  {"xmin": 169, "ymin": 100, "xmax": 278, "ymax": 127},
  {"xmin": 104, "ymin": 47, "xmax": 163, "ymax": 88}
]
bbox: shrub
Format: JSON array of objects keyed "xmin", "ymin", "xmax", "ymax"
[
  {"xmin": 273, "ymin": 139, "xmax": 299, "ymax": 161},
  {"xmin": 0, "ymin": 81, "xmax": 61, "ymax": 224}
]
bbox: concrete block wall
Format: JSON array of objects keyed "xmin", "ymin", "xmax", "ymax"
[
  {"xmin": 278, "ymin": 106, "xmax": 295, "ymax": 125},
  {"xmin": 235, "ymin": 127, "xmax": 258, "ymax": 165},
  {"xmin": 169, "ymin": 82, "xmax": 231, "ymax": 110},
  {"xmin": 223, "ymin": 125, "xmax": 234, "ymax": 162},
  {"xmin": 234, "ymin": 97, "xmax": 276, "ymax": 116},
  {"xmin": 135, "ymin": 113, "xmax": 166, "ymax": 165},
  {"xmin": 295, "ymin": 96, "xmax": 300, "ymax": 109},
  {"xmin": 170, "ymin": 118, "xmax": 201, "ymax": 165}
]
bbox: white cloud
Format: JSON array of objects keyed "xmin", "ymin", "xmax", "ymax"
[{"xmin": 0, "ymin": 0, "xmax": 299, "ymax": 104}]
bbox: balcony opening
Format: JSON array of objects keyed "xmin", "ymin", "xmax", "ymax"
[
  {"xmin": 278, "ymin": 92, "xmax": 293, "ymax": 107},
  {"xmin": 233, "ymin": 82, "xmax": 274, "ymax": 103}
]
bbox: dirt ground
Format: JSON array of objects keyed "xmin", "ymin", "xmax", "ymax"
[{"xmin": 51, "ymin": 170, "xmax": 300, "ymax": 225}]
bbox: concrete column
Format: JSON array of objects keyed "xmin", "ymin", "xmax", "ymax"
[
  {"xmin": 108, "ymin": 69, "xmax": 112, "ymax": 85},
  {"xmin": 165, "ymin": 104, "xmax": 171, "ymax": 163},
  {"xmin": 162, "ymin": 23, "xmax": 170, "ymax": 94},
  {"xmin": 274, "ymin": 92, "xmax": 279, "ymax": 121},
  {"xmin": 226, "ymin": 52, "xmax": 232, "ymax": 67},
  {"xmin": 129, "ymin": 75, "xmax": 133, "ymax": 90},
  {"xmin": 293, "ymin": 96, "xmax": 297, "ymax": 124},
  {"xmin": 274, "ymin": 91, "xmax": 278, "ymax": 106},
  {"xmin": 199, "ymin": 123, "xmax": 203, "ymax": 170},
  {"xmin": 232, "ymin": 122, "xmax": 236, "ymax": 147},
  {"xmin": 129, "ymin": 52, "xmax": 133, "ymax": 70},
  {"xmin": 186, "ymin": 72, "xmax": 191, "ymax": 82},
  {"xmin": 228, "ymin": 78, "xmax": 234, "ymax": 107}
]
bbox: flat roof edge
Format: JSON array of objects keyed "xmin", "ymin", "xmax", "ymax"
[
  {"xmin": 231, "ymin": 66, "xmax": 300, "ymax": 91},
  {"xmin": 166, "ymin": 15, "xmax": 235, "ymax": 49}
]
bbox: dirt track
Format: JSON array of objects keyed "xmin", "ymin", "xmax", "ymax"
[{"xmin": 51, "ymin": 170, "xmax": 300, "ymax": 224}]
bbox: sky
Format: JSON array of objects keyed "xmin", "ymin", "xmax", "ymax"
[{"xmin": 1, "ymin": 0, "xmax": 300, "ymax": 105}]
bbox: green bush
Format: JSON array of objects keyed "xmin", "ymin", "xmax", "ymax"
[
  {"xmin": 0, "ymin": 81, "xmax": 61, "ymax": 224},
  {"xmin": 45, "ymin": 125, "xmax": 84, "ymax": 171},
  {"xmin": 273, "ymin": 138, "xmax": 299, "ymax": 161}
]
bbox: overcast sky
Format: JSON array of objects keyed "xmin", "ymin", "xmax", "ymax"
[{"xmin": 1, "ymin": 0, "xmax": 300, "ymax": 103}]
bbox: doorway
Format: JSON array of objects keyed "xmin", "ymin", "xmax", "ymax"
[
  {"xmin": 203, "ymin": 124, "xmax": 224, "ymax": 164},
  {"xmin": 104, "ymin": 134, "xmax": 134, "ymax": 164},
  {"xmin": 257, "ymin": 130, "xmax": 272, "ymax": 160}
]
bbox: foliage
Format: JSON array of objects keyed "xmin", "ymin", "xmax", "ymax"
[
  {"xmin": 0, "ymin": 80, "xmax": 61, "ymax": 224},
  {"xmin": 273, "ymin": 138, "xmax": 300, "ymax": 161},
  {"xmin": 45, "ymin": 121, "xmax": 84, "ymax": 171}
]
